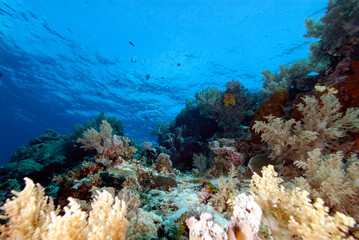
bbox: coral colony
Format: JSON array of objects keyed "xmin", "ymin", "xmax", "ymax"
[{"xmin": 1, "ymin": 1, "xmax": 359, "ymax": 239}]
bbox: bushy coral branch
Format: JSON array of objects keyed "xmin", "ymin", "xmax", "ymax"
[
  {"xmin": 252, "ymin": 115, "xmax": 317, "ymax": 161},
  {"xmin": 0, "ymin": 178, "xmax": 55, "ymax": 240},
  {"xmin": 0, "ymin": 178, "xmax": 128, "ymax": 240},
  {"xmin": 250, "ymin": 165, "xmax": 355, "ymax": 240},
  {"xmin": 253, "ymin": 93, "xmax": 359, "ymax": 162},
  {"xmin": 77, "ymin": 120, "xmax": 113, "ymax": 153},
  {"xmin": 295, "ymin": 149, "xmax": 359, "ymax": 218}
]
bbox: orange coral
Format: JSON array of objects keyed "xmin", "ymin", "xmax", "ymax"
[
  {"xmin": 250, "ymin": 89, "xmax": 288, "ymax": 143},
  {"xmin": 252, "ymin": 89, "xmax": 288, "ymax": 123},
  {"xmin": 334, "ymin": 60, "xmax": 359, "ymax": 109},
  {"xmin": 354, "ymin": 133, "xmax": 359, "ymax": 150},
  {"xmin": 223, "ymin": 93, "xmax": 235, "ymax": 106}
]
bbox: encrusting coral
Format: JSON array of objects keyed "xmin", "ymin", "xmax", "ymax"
[
  {"xmin": 250, "ymin": 165, "xmax": 355, "ymax": 240},
  {"xmin": 0, "ymin": 178, "xmax": 128, "ymax": 240}
]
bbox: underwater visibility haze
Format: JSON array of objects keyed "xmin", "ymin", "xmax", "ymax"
[
  {"xmin": 1, "ymin": 0, "xmax": 359, "ymax": 239},
  {"xmin": 0, "ymin": 0, "xmax": 326, "ymax": 164}
]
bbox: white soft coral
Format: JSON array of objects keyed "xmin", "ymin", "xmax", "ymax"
[
  {"xmin": 77, "ymin": 120, "xmax": 113, "ymax": 153},
  {"xmin": 250, "ymin": 165, "xmax": 355, "ymax": 240},
  {"xmin": 253, "ymin": 93, "xmax": 359, "ymax": 162},
  {"xmin": 295, "ymin": 149, "xmax": 359, "ymax": 219},
  {"xmin": 297, "ymin": 93, "xmax": 359, "ymax": 148}
]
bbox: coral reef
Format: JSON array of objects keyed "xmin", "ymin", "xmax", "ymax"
[{"xmin": 2, "ymin": 1, "xmax": 359, "ymax": 238}]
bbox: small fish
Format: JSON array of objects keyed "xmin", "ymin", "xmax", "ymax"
[
  {"xmin": 129, "ymin": 41, "xmax": 135, "ymax": 47},
  {"xmin": 314, "ymin": 84, "xmax": 338, "ymax": 94},
  {"xmin": 0, "ymin": 72, "xmax": 2, "ymax": 77},
  {"xmin": 307, "ymin": 72, "xmax": 319, "ymax": 76},
  {"xmin": 177, "ymin": 63, "xmax": 181, "ymax": 66},
  {"xmin": 145, "ymin": 74, "xmax": 150, "ymax": 80},
  {"xmin": 314, "ymin": 83, "xmax": 326, "ymax": 92},
  {"xmin": 327, "ymin": 85, "xmax": 338, "ymax": 94},
  {"xmin": 202, "ymin": 182, "xmax": 219, "ymax": 194},
  {"xmin": 130, "ymin": 57, "xmax": 137, "ymax": 63}
]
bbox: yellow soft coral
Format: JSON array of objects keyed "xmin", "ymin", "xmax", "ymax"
[
  {"xmin": 0, "ymin": 178, "xmax": 128, "ymax": 240},
  {"xmin": 250, "ymin": 165, "xmax": 355, "ymax": 240},
  {"xmin": 0, "ymin": 178, "xmax": 55, "ymax": 240},
  {"xmin": 224, "ymin": 93, "xmax": 235, "ymax": 106}
]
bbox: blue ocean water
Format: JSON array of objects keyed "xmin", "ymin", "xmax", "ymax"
[{"xmin": 0, "ymin": 0, "xmax": 327, "ymax": 165}]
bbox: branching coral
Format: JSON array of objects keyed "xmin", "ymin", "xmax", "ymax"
[
  {"xmin": 215, "ymin": 83, "xmax": 254, "ymax": 134},
  {"xmin": 77, "ymin": 120, "xmax": 113, "ymax": 153},
  {"xmin": 250, "ymin": 165, "xmax": 355, "ymax": 240},
  {"xmin": 195, "ymin": 87, "xmax": 222, "ymax": 119},
  {"xmin": 297, "ymin": 93, "xmax": 359, "ymax": 145},
  {"xmin": 252, "ymin": 115, "xmax": 317, "ymax": 162},
  {"xmin": 69, "ymin": 111, "xmax": 124, "ymax": 143},
  {"xmin": 253, "ymin": 93, "xmax": 359, "ymax": 162},
  {"xmin": 77, "ymin": 120, "xmax": 136, "ymax": 160},
  {"xmin": 209, "ymin": 166, "xmax": 240, "ymax": 213},
  {"xmin": 195, "ymin": 87, "xmax": 222, "ymax": 108},
  {"xmin": 294, "ymin": 149, "xmax": 359, "ymax": 219},
  {"xmin": 0, "ymin": 178, "xmax": 128, "ymax": 240}
]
